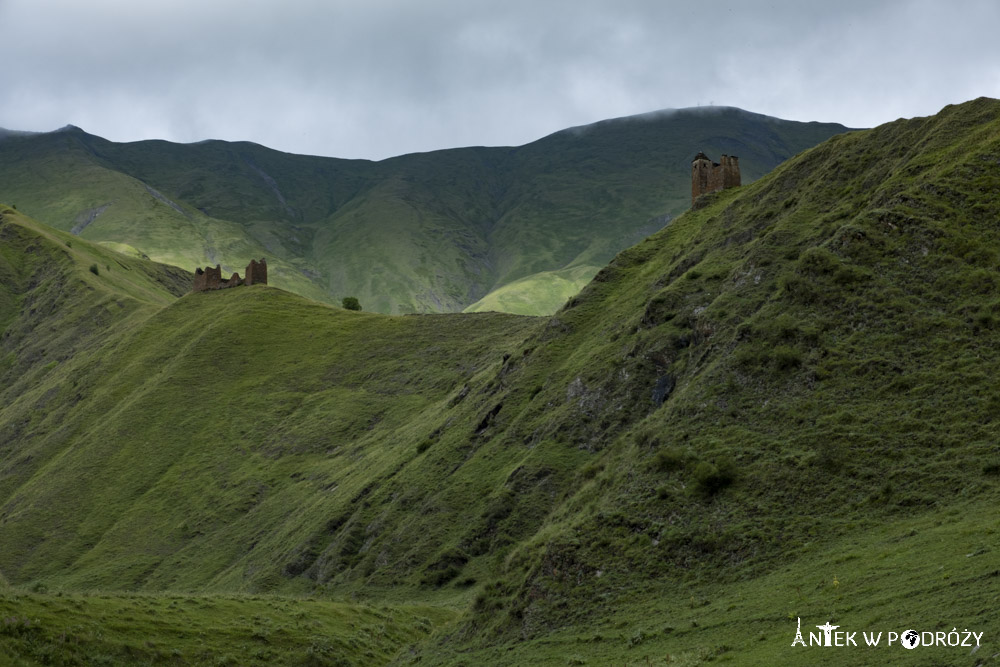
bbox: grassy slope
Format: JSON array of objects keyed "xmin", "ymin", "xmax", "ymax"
[
  {"xmin": 2, "ymin": 98, "xmax": 999, "ymax": 665},
  {"xmin": 463, "ymin": 264, "xmax": 600, "ymax": 316},
  {"xmin": 0, "ymin": 130, "xmax": 333, "ymax": 305},
  {"xmin": 0, "ymin": 207, "xmax": 533, "ymax": 664},
  {"xmin": 0, "ymin": 593, "xmax": 456, "ymax": 667},
  {"xmin": 0, "ymin": 110, "xmax": 849, "ymax": 315},
  {"xmin": 407, "ymin": 96, "xmax": 1000, "ymax": 664},
  {"xmin": 0, "ymin": 220, "xmax": 539, "ymax": 594}
]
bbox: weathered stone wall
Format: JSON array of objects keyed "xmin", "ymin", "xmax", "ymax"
[
  {"xmin": 192, "ymin": 265, "xmax": 223, "ymax": 291},
  {"xmin": 245, "ymin": 258, "xmax": 267, "ymax": 286},
  {"xmin": 191, "ymin": 258, "xmax": 268, "ymax": 292},
  {"xmin": 691, "ymin": 153, "xmax": 741, "ymax": 204}
]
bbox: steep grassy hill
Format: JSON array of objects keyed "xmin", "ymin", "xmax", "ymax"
[
  {"xmin": 0, "ymin": 109, "xmax": 849, "ymax": 315},
  {"xmin": 3, "ymin": 97, "xmax": 1000, "ymax": 665}
]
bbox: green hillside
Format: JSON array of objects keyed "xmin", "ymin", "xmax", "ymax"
[
  {"xmin": 2, "ymin": 97, "xmax": 1000, "ymax": 665},
  {"xmin": 0, "ymin": 109, "xmax": 849, "ymax": 315}
]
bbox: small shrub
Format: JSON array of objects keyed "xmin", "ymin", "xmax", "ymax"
[
  {"xmin": 833, "ymin": 264, "xmax": 869, "ymax": 285},
  {"xmin": 779, "ymin": 270, "xmax": 825, "ymax": 304},
  {"xmin": 633, "ymin": 428, "xmax": 661, "ymax": 448},
  {"xmin": 628, "ymin": 629, "xmax": 649, "ymax": 647},
  {"xmin": 89, "ymin": 263, "xmax": 99, "ymax": 276},
  {"xmin": 733, "ymin": 342, "xmax": 770, "ymax": 371},
  {"xmin": 974, "ymin": 309, "xmax": 997, "ymax": 330},
  {"xmin": 797, "ymin": 246, "xmax": 840, "ymax": 276},
  {"xmin": 663, "ymin": 329, "xmax": 691, "ymax": 349},
  {"xmin": 815, "ymin": 442, "xmax": 845, "ymax": 472},
  {"xmin": 341, "ymin": 296, "xmax": 361, "ymax": 311},
  {"xmin": 416, "ymin": 439, "xmax": 433, "ymax": 454},
  {"xmin": 693, "ymin": 457, "xmax": 737, "ymax": 496},
  {"xmin": 772, "ymin": 344, "xmax": 803, "ymax": 370},
  {"xmin": 735, "ymin": 321, "xmax": 755, "ymax": 341},
  {"xmin": 653, "ymin": 447, "xmax": 685, "ymax": 472},
  {"xmin": 473, "ymin": 582, "xmax": 506, "ymax": 613},
  {"xmin": 422, "ymin": 565, "xmax": 461, "ymax": 588},
  {"xmin": 773, "ymin": 314, "xmax": 799, "ymax": 341}
]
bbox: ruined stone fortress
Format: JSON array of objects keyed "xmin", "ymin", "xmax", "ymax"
[
  {"xmin": 691, "ymin": 152, "xmax": 741, "ymax": 204},
  {"xmin": 192, "ymin": 258, "xmax": 267, "ymax": 292}
]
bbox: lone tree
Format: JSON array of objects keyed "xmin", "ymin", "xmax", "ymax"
[{"xmin": 342, "ymin": 296, "xmax": 362, "ymax": 311}]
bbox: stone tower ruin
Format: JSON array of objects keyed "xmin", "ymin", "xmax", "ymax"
[
  {"xmin": 245, "ymin": 258, "xmax": 267, "ymax": 286},
  {"xmin": 192, "ymin": 258, "xmax": 267, "ymax": 292},
  {"xmin": 691, "ymin": 152, "xmax": 740, "ymax": 205}
]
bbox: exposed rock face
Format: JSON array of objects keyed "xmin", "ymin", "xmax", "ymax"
[
  {"xmin": 691, "ymin": 152, "xmax": 740, "ymax": 204},
  {"xmin": 192, "ymin": 258, "xmax": 267, "ymax": 292}
]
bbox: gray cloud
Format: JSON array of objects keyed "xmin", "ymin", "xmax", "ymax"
[{"xmin": 1, "ymin": 0, "xmax": 998, "ymax": 159}]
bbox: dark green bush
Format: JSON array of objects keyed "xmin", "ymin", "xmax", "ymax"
[
  {"xmin": 797, "ymin": 246, "xmax": 840, "ymax": 276},
  {"xmin": 772, "ymin": 344, "xmax": 803, "ymax": 370},
  {"xmin": 777, "ymin": 272, "xmax": 820, "ymax": 304},
  {"xmin": 653, "ymin": 447, "xmax": 685, "ymax": 472},
  {"xmin": 693, "ymin": 457, "xmax": 737, "ymax": 496},
  {"xmin": 89, "ymin": 263, "xmax": 99, "ymax": 276},
  {"xmin": 772, "ymin": 314, "xmax": 799, "ymax": 341},
  {"xmin": 633, "ymin": 428, "xmax": 661, "ymax": 448},
  {"xmin": 342, "ymin": 296, "xmax": 361, "ymax": 311},
  {"xmin": 422, "ymin": 566, "xmax": 461, "ymax": 587}
]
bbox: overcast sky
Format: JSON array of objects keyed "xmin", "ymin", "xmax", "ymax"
[{"xmin": 1, "ymin": 0, "xmax": 998, "ymax": 160}]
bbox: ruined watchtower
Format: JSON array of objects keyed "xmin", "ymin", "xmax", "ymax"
[
  {"xmin": 691, "ymin": 152, "xmax": 740, "ymax": 205},
  {"xmin": 245, "ymin": 258, "xmax": 267, "ymax": 286},
  {"xmin": 192, "ymin": 264, "xmax": 223, "ymax": 291},
  {"xmin": 191, "ymin": 258, "xmax": 268, "ymax": 292}
]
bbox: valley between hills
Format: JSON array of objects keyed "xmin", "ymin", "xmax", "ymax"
[
  {"xmin": 1, "ymin": 98, "xmax": 1000, "ymax": 665},
  {"xmin": 0, "ymin": 107, "xmax": 848, "ymax": 315}
]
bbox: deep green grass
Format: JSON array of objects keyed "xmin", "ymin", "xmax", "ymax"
[
  {"xmin": 406, "ymin": 498, "xmax": 999, "ymax": 665},
  {"xmin": 0, "ymin": 591, "xmax": 457, "ymax": 666},
  {"xmin": 0, "ymin": 212, "xmax": 540, "ymax": 595},
  {"xmin": 1, "ymin": 98, "xmax": 999, "ymax": 665},
  {"xmin": 0, "ymin": 109, "xmax": 849, "ymax": 314}
]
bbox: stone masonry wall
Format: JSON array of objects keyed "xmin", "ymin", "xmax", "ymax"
[
  {"xmin": 191, "ymin": 258, "xmax": 268, "ymax": 292},
  {"xmin": 691, "ymin": 152, "xmax": 741, "ymax": 204}
]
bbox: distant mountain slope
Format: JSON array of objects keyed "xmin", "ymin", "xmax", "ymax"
[
  {"xmin": 1, "ymin": 98, "xmax": 1000, "ymax": 664},
  {"xmin": 0, "ymin": 108, "xmax": 850, "ymax": 314}
]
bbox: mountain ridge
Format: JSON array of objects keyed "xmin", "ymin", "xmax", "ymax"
[{"xmin": 0, "ymin": 107, "xmax": 852, "ymax": 314}]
